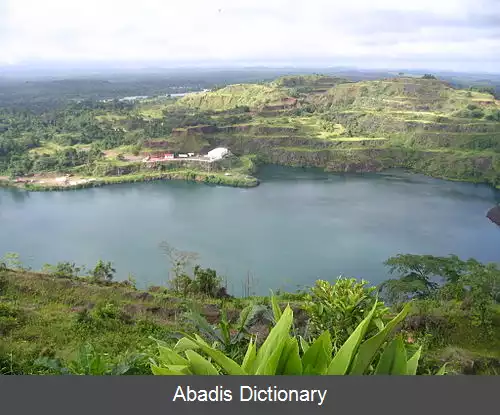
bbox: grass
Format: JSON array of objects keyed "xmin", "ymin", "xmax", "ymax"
[
  {"xmin": 29, "ymin": 141, "xmax": 92, "ymax": 156},
  {"xmin": 136, "ymin": 104, "xmax": 167, "ymax": 119},
  {"xmin": 0, "ymin": 268, "xmax": 295, "ymax": 374},
  {"xmin": 277, "ymin": 147, "xmax": 325, "ymax": 152},
  {"xmin": 2, "ymin": 267, "xmax": 499, "ymax": 375},
  {"xmin": 95, "ymin": 114, "xmax": 129, "ymax": 122},
  {"xmin": 319, "ymin": 135, "xmax": 387, "ymax": 142},
  {"xmin": 0, "ymin": 269, "xmax": 186, "ymax": 373},
  {"xmin": 177, "ymin": 84, "xmax": 290, "ymax": 111},
  {"xmin": 28, "ymin": 141, "xmax": 65, "ymax": 155}
]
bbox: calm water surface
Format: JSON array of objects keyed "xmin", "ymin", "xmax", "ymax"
[{"xmin": 1, "ymin": 166, "xmax": 499, "ymax": 295}]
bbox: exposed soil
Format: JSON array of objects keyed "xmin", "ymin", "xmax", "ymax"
[{"xmin": 12, "ymin": 174, "xmax": 95, "ymax": 187}]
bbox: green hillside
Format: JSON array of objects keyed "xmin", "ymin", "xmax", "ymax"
[
  {"xmin": 176, "ymin": 83, "xmax": 291, "ymax": 111},
  {"xmin": 1, "ymin": 253, "xmax": 500, "ymax": 375},
  {"xmin": 1, "ymin": 74, "xmax": 500, "ymax": 190},
  {"xmin": 272, "ymin": 74, "xmax": 351, "ymax": 93}
]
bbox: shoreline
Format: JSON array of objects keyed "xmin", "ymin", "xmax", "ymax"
[
  {"xmin": 0, "ymin": 171, "xmax": 260, "ymax": 192},
  {"xmin": 1, "ymin": 164, "xmax": 499, "ymax": 193}
]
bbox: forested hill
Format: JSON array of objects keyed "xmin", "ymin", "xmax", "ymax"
[{"xmin": 1, "ymin": 73, "xmax": 500, "ymax": 190}]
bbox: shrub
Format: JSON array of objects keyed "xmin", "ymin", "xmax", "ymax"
[
  {"xmin": 92, "ymin": 303, "xmax": 128, "ymax": 323},
  {"xmin": 485, "ymin": 110, "xmax": 500, "ymax": 121},
  {"xmin": 89, "ymin": 260, "xmax": 116, "ymax": 284},
  {"xmin": 42, "ymin": 262, "xmax": 82, "ymax": 278},
  {"xmin": 169, "ymin": 265, "xmax": 225, "ymax": 298},
  {"xmin": 303, "ymin": 278, "xmax": 390, "ymax": 350},
  {"xmin": 1, "ymin": 253, "xmax": 26, "ymax": 271}
]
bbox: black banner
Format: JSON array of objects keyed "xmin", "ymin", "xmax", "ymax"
[{"xmin": 0, "ymin": 376, "xmax": 496, "ymax": 415}]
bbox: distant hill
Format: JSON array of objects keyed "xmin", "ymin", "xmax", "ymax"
[
  {"xmin": 2, "ymin": 72, "xmax": 500, "ymax": 190},
  {"xmin": 176, "ymin": 84, "xmax": 291, "ymax": 111}
]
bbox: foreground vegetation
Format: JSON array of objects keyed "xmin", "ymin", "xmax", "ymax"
[{"xmin": 1, "ymin": 251, "xmax": 499, "ymax": 375}]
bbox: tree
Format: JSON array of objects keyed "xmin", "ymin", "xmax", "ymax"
[
  {"xmin": 1, "ymin": 253, "xmax": 26, "ymax": 271},
  {"xmin": 459, "ymin": 262, "xmax": 500, "ymax": 331},
  {"xmin": 381, "ymin": 255, "xmax": 500, "ymax": 336},
  {"xmin": 193, "ymin": 265, "xmax": 222, "ymax": 297},
  {"xmin": 159, "ymin": 241, "xmax": 198, "ymax": 281},
  {"xmin": 380, "ymin": 254, "xmax": 470, "ymax": 303},
  {"xmin": 90, "ymin": 260, "xmax": 116, "ymax": 283},
  {"xmin": 422, "ymin": 74, "xmax": 437, "ymax": 80}
]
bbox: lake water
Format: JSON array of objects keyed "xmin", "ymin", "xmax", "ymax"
[{"xmin": 1, "ymin": 166, "xmax": 499, "ymax": 296}]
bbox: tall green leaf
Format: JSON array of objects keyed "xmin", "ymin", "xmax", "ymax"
[
  {"xmin": 219, "ymin": 310, "xmax": 231, "ymax": 346},
  {"xmin": 255, "ymin": 341, "xmax": 287, "ymax": 375},
  {"xmin": 436, "ymin": 363, "xmax": 448, "ymax": 375},
  {"xmin": 406, "ymin": 347, "xmax": 422, "ymax": 375},
  {"xmin": 237, "ymin": 305, "xmax": 253, "ymax": 331},
  {"xmin": 174, "ymin": 337, "xmax": 200, "ymax": 353},
  {"xmin": 375, "ymin": 336, "xmax": 408, "ymax": 375},
  {"xmin": 283, "ymin": 339, "xmax": 303, "ymax": 375},
  {"xmin": 151, "ymin": 364, "xmax": 191, "ymax": 375},
  {"xmin": 157, "ymin": 345, "xmax": 189, "ymax": 366},
  {"xmin": 276, "ymin": 337, "xmax": 302, "ymax": 375},
  {"xmin": 299, "ymin": 336, "xmax": 310, "ymax": 354},
  {"xmin": 185, "ymin": 350, "xmax": 219, "ymax": 375},
  {"xmin": 270, "ymin": 291, "xmax": 283, "ymax": 322},
  {"xmin": 301, "ymin": 331, "xmax": 332, "ymax": 375},
  {"xmin": 241, "ymin": 339, "xmax": 256, "ymax": 374},
  {"xmin": 252, "ymin": 305, "xmax": 293, "ymax": 375},
  {"xmin": 349, "ymin": 302, "xmax": 412, "ymax": 374},
  {"xmin": 189, "ymin": 337, "xmax": 246, "ymax": 375}
]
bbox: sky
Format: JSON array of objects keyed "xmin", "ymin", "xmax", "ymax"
[{"xmin": 0, "ymin": 0, "xmax": 499, "ymax": 72}]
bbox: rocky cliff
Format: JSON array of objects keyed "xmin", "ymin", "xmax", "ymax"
[{"xmin": 487, "ymin": 205, "xmax": 500, "ymax": 226}]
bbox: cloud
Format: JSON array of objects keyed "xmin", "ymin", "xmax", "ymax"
[{"xmin": 1, "ymin": 0, "xmax": 499, "ymax": 71}]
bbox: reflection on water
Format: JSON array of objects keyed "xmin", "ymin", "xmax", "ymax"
[{"xmin": 0, "ymin": 188, "xmax": 31, "ymax": 204}]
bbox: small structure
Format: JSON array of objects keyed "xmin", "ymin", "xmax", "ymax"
[{"xmin": 207, "ymin": 147, "xmax": 229, "ymax": 161}]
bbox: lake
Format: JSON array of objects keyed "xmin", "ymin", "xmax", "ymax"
[{"xmin": 1, "ymin": 166, "xmax": 499, "ymax": 296}]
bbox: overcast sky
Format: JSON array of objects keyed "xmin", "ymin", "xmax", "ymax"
[{"xmin": 1, "ymin": 0, "xmax": 499, "ymax": 72}]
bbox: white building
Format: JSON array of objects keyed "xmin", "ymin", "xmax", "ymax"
[{"xmin": 207, "ymin": 147, "xmax": 230, "ymax": 161}]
